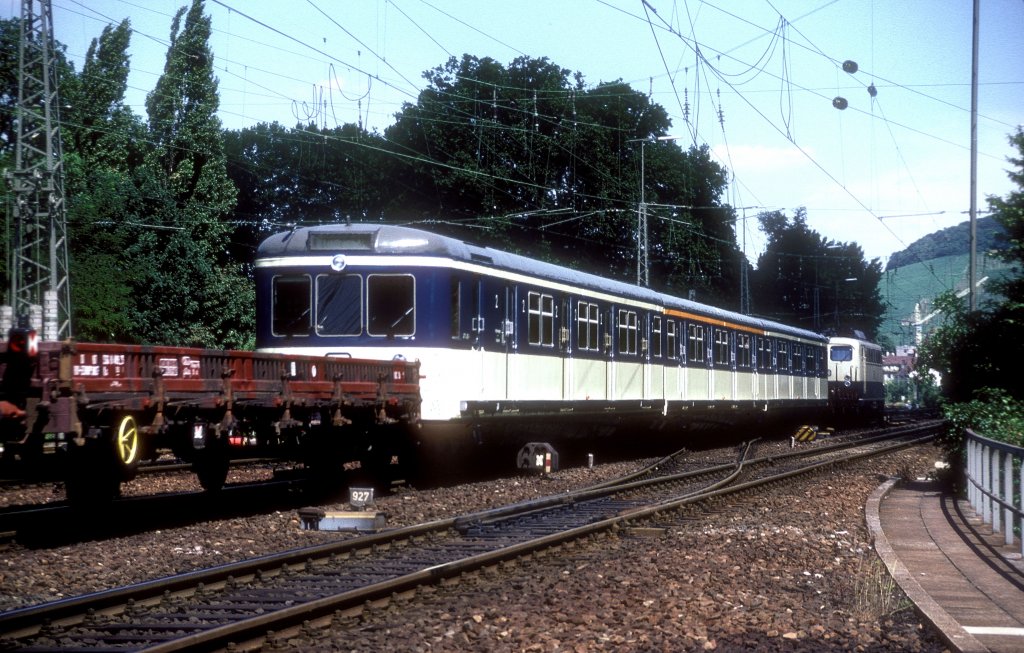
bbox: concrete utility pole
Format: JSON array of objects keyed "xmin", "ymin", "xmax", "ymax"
[
  {"xmin": 3, "ymin": 0, "xmax": 72, "ymax": 340},
  {"xmin": 968, "ymin": 0, "xmax": 979, "ymax": 312}
]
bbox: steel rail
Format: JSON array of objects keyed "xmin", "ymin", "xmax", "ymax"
[
  {"xmin": 0, "ymin": 425, "xmax": 939, "ymax": 651},
  {"xmin": 154, "ymin": 430, "xmax": 938, "ymax": 653}
]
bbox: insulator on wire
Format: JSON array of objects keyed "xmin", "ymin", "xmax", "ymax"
[
  {"xmin": 867, "ymin": 84, "xmax": 877, "ymax": 98},
  {"xmin": 842, "ymin": 60, "xmax": 858, "ymax": 74},
  {"xmin": 832, "ymin": 97, "xmax": 848, "ymax": 110}
]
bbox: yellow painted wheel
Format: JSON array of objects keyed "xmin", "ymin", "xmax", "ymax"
[{"xmin": 116, "ymin": 415, "xmax": 140, "ymax": 466}]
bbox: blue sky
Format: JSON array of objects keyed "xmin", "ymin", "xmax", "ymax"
[{"xmin": 10, "ymin": 0, "xmax": 1023, "ymax": 266}]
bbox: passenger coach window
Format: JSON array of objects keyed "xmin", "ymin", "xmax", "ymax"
[
  {"xmin": 777, "ymin": 341, "xmax": 790, "ymax": 371},
  {"xmin": 528, "ymin": 292, "xmax": 554, "ymax": 346},
  {"xmin": 757, "ymin": 337, "xmax": 773, "ymax": 371},
  {"xmin": 272, "ymin": 275, "xmax": 311, "ymax": 337},
  {"xmin": 687, "ymin": 323, "xmax": 705, "ymax": 363},
  {"xmin": 736, "ymin": 333, "xmax": 752, "ymax": 368},
  {"xmin": 577, "ymin": 301, "xmax": 600, "ymax": 351},
  {"xmin": 792, "ymin": 345, "xmax": 804, "ymax": 373},
  {"xmin": 316, "ymin": 274, "xmax": 361, "ymax": 336},
  {"xmin": 651, "ymin": 316, "xmax": 662, "ymax": 357},
  {"xmin": 618, "ymin": 309, "xmax": 638, "ymax": 355},
  {"xmin": 450, "ymin": 280, "xmax": 461, "ymax": 339},
  {"xmin": 666, "ymin": 321, "xmax": 678, "ymax": 359},
  {"xmin": 367, "ymin": 274, "xmax": 415, "ymax": 337},
  {"xmin": 713, "ymin": 329, "xmax": 730, "ymax": 366}
]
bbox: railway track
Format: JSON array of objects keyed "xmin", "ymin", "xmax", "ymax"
[
  {"xmin": 0, "ymin": 421, "xmax": 940, "ymax": 652},
  {"xmin": 0, "ymin": 475, "xmax": 313, "ymax": 547}
]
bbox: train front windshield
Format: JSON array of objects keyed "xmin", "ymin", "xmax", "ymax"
[
  {"xmin": 829, "ymin": 345, "xmax": 853, "ymax": 362},
  {"xmin": 270, "ymin": 272, "xmax": 415, "ymax": 339}
]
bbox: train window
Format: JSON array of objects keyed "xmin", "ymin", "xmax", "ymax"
[
  {"xmin": 617, "ymin": 309, "xmax": 638, "ymax": 355},
  {"xmin": 577, "ymin": 301, "xmax": 600, "ymax": 351},
  {"xmin": 272, "ymin": 275, "xmax": 311, "ymax": 337},
  {"xmin": 792, "ymin": 345, "xmax": 804, "ymax": 373},
  {"xmin": 687, "ymin": 323, "xmax": 705, "ymax": 363},
  {"xmin": 367, "ymin": 274, "xmax": 415, "ymax": 337},
  {"xmin": 315, "ymin": 274, "xmax": 361, "ymax": 336},
  {"xmin": 528, "ymin": 292, "xmax": 554, "ymax": 346},
  {"xmin": 713, "ymin": 329, "xmax": 730, "ymax": 366},
  {"xmin": 450, "ymin": 279, "xmax": 462, "ymax": 339},
  {"xmin": 736, "ymin": 333, "xmax": 752, "ymax": 368},
  {"xmin": 757, "ymin": 337, "xmax": 773, "ymax": 371},
  {"xmin": 666, "ymin": 320, "xmax": 678, "ymax": 359},
  {"xmin": 776, "ymin": 341, "xmax": 789, "ymax": 371},
  {"xmin": 308, "ymin": 231, "xmax": 374, "ymax": 250},
  {"xmin": 805, "ymin": 346, "xmax": 816, "ymax": 374},
  {"xmin": 651, "ymin": 316, "xmax": 663, "ymax": 357},
  {"xmin": 830, "ymin": 345, "xmax": 853, "ymax": 362}
]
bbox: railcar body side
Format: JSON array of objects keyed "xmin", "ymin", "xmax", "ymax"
[
  {"xmin": 827, "ymin": 336, "xmax": 884, "ymax": 421},
  {"xmin": 0, "ymin": 336, "xmax": 420, "ymax": 500},
  {"xmin": 255, "ymin": 224, "xmax": 829, "ymax": 460}
]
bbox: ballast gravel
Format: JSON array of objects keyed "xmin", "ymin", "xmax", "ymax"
[{"xmin": 0, "ymin": 441, "xmax": 949, "ymax": 651}]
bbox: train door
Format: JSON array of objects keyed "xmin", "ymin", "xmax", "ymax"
[
  {"xmin": 478, "ymin": 282, "xmax": 511, "ymax": 401},
  {"xmin": 561, "ymin": 298, "xmax": 573, "ymax": 400},
  {"xmin": 648, "ymin": 314, "xmax": 665, "ymax": 402},
  {"xmin": 602, "ymin": 309, "xmax": 610, "ymax": 401},
  {"xmin": 684, "ymin": 322, "xmax": 710, "ymax": 402}
]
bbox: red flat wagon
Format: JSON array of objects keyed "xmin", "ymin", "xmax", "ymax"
[{"xmin": 1, "ymin": 328, "xmax": 420, "ymax": 502}]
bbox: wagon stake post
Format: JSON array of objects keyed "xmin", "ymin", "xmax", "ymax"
[
  {"xmin": 331, "ymin": 373, "xmax": 352, "ymax": 427},
  {"xmin": 219, "ymin": 366, "xmax": 236, "ymax": 432},
  {"xmin": 61, "ymin": 345, "xmax": 88, "ymax": 443},
  {"xmin": 150, "ymin": 367, "xmax": 166, "ymax": 430},
  {"xmin": 375, "ymin": 373, "xmax": 397, "ymax": 425}
]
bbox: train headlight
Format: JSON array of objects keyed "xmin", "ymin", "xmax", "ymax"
[
  {"xmin": 844, "ymin": 375, "xmax": 852, "ymax": 388},
  {"xmin": 331, "ymin": 254, "xmax": 347, "ymax": 271}
]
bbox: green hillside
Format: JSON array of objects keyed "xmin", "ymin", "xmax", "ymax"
[
  {"xmin": 886, "ymin": 217, "xmax": 1006, "ymax": 271},
  {"xmin": 879, "ymin": 251, "xmax": 1013, "ymax": 350}
]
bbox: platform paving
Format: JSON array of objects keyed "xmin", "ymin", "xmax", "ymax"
[{"xmin": 868, "ymin": 478, "xmax": 1024, "ymax": 653}]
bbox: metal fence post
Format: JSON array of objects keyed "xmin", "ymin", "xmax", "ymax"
[
  {"xmin": 981, "ymin": 442, "xmax": 990, "ymax": 524},
  {"xmin": 964, "ymin": 429, "xmax": 1024, "ymax": 553},
  {"xmin": 968, "ymin": 437, "xmax": 978, "ymax": 511},
  {"xmin": 1003, "ymin": 450, "xmax": 1014, "ymax": 547},
  {"xmin": 993, "ymin": 448, "xmax": 1003, "ymax": 535}
]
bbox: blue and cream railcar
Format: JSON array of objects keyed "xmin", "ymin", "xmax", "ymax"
[
  {"xmin": 827, "ymin": 334, "xmax": 884, "ymax": 421},
  {"xmin": 255, "ymin": 224, "xmax": 828, "ymax": 456}
]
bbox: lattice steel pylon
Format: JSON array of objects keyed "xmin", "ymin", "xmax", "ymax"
[{"xmin": 4, "ymin": 0, "xmax": 71, "ymax": 340}]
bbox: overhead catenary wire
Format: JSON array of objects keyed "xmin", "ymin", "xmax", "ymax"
[{"xmin": 37, "ymin": 0, "xmax": 1015, "ymax": 270}]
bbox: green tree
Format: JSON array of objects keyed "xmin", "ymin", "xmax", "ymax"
[
  {"xmin": 750, "ymin": 209, "xmax": 884, "ymax": 336},
  {"xmin": 381, "ymin": 55, "xmax": 737, "ymax": 303},
  {"xmin": 134, "ymin": 0, "xmax": 252, "ymax": 348},
  {"xmin": 61, "ymin": 19, "xmax": 148, "ymax": 341},
  {"xmin": 0, "ymin": 18, "xmax": 19, "ymax": 157},
  {"xmin": 223, "ymin": 120, "xmax": 391, "ymax": 264},
  {"xmin": 988, "ymin": 128, "xmax": 1024, "ymax": 309},
  {"xmin": 918, "ymin": 129, "xmax": 1024, "ymax": 405}
]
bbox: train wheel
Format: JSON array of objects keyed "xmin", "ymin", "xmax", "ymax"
[{"xmin": 114, "ymin": 415, "xmax": 142, "ymax": 481}]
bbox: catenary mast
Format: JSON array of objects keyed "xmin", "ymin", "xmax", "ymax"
[{"xmin": 3, "ymin": 0, "xmax": 72, "ymax": 340}]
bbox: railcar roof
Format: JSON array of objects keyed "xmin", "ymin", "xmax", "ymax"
[{"xmin": 258, "ymin": 223, "xmax": 826, "ymax": 342}]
